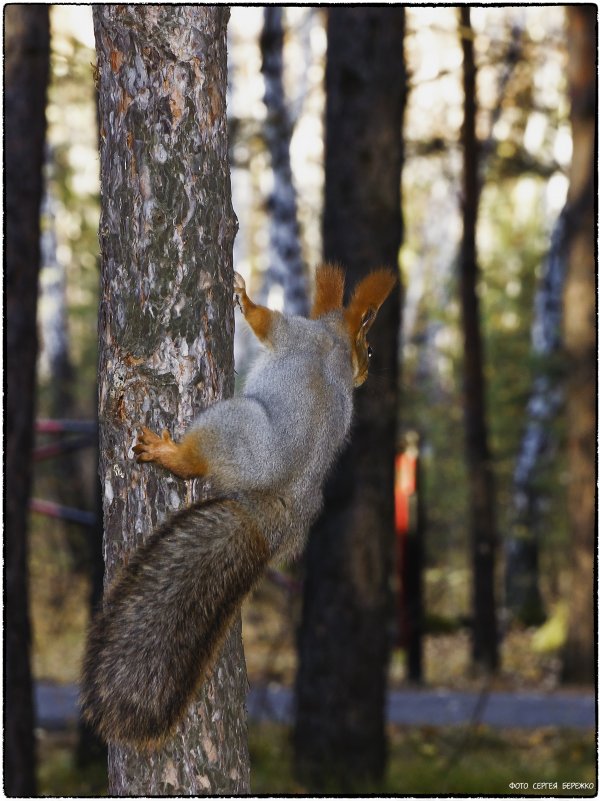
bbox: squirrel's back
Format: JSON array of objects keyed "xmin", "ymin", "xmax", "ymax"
[
  {"xmin": 195, "ymin": 311, "xmax": 354, "ymax": 502},
  {"xmin": 243, "ymin": 311, "xmax": 355, "ymax": 480}
]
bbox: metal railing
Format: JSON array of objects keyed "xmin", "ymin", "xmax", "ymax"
[{"xmin": 30, "ymin": 419, "xmax": 97, "ymax": 527}]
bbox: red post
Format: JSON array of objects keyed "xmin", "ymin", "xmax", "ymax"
[{"xmin": 394, "ymin": 433, "xmax": 423, "ymax": 681}]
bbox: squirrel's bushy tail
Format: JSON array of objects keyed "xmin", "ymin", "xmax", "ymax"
[{"xmin": 80, "ymin": 495, "xmax": 273, "ymax": 749}]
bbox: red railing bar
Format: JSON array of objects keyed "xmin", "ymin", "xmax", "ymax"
[
  {"xmin": 36, "ymin": 419, "xmax": 97, "ymax": 435},
  {"xmin": 30, "ymin": 498, "xmax": 96, "ymax": 527},
  {"xmin": 33, "ymin": 436, "xmax": 94, "ymax": 462}
]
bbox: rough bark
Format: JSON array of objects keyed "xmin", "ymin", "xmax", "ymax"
[
  {"xmin": 459, "ymin": 7, "xmax": 499, "ymax": 673},
  {"xmin": 260, "ymin": 6, "xmax": 309, "ymax": 316},
  {"xmin": 294, "ymin": 8, "xmax": 405, "ymax": 790},
  {"xmin": 5, "ymin": 6, "xmax": 50, "ymax": 796},
  {"xmin": 562, "ymin": 6, "xmax": 596, "ymax": 685},
  {"xmin": 93, "ymin": 6, "xmax": 248, "ymax": 794}
]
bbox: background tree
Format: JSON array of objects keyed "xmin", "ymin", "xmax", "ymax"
[
  {"xmin": 294, "ymin": 7, "xmax": 405, "ymax": 790},
  {"xmin": 92, "ymin": 6, "xmax": 248, "ymax": 794},
  {"xmin": 20, "ymin": 6, "xmax": 596, "ymax": 793},
  {"xmin": 400, "ymin": 7, "xmax": 571, "ymax": 647},
  {"xmin": 458, "ymin": 7, "xmax": 499, "ymax": 673},
  {"xmin": 505, "ymin": 207, "xmax": 566, "ymax": 626},
  {"xmin": 39, "ymin": 154, "xmax": 92, "ymax": 572},
  {"xmin": 561, "ymin": 5, "xmax": 596, "ymax": 685},
  {"xmin": 5, "ymin": 6, "xmax": 50, "ymax": 795},
  {"xmin": 260, "ymin": 6, "xmax": 309, "ymax": 315}
]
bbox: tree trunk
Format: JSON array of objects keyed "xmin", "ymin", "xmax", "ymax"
[
  {"xmin": 5, "ymin": 7, "xmax": 50, "ymax": 796},
  {"xmin": 459, "ymin": 7, "xmax": 499, "ymax": 673},
  {"xmin": 562, "ymin": 6, "xmax": 596, "ymax": 685},
  {"xmin": 294, "ymin": 8, "xmax": 405, "ymax": 790},
  {"xmin": 76, "ymin": 460, "xmax": 107, "ymax": 769},
  {"xmin": 93, "ymin": 6, "xmax": 248, "ymax": 794},
  {"xmin": 260, "ymin": 6, "xmax": 309, "ymax": 316},
  {"xmin": 4, "ymin": 5, "xmax": 50, "ymax": 796},
  {"xmin": 505, "ymin": 212, "xmax": 567, "ymax": 626}
]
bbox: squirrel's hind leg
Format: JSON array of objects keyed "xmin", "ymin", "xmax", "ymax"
[{"xmin": 133, "ymin": 427, "xmax": 208, "ymax": 480}]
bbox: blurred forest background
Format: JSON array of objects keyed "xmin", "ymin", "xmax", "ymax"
[{"xmin": 5, "ymin": 4, "xmax": 596, "ymax": 796}]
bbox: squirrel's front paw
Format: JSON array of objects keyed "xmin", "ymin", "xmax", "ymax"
[
  {"xmin": 133, "ymin": 426, "xmax": 175, "ymax": 464},
  {"xmin": 233, "ymin": 272, "xmax": 247, "ymax": 311}
]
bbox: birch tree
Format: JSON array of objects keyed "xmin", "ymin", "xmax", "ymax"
[
  {"xmin": 505, "ymin": 212, "xmax": 566, "ymax": 625},
  {"xmin": 93, "ymin": 6, "xmax": 248, "ymax": 794},
  {"xmin": 260, "ymin": 6, "xmax": 309, "ymax": 315}
]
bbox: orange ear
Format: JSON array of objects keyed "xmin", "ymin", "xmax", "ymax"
[
  {"xmin": 344, "ymin": 268, "xmax": 397, "ymax": 336},
  {"xmin": 310, "ymin": 263, "xmax": 345, "ymax": 319}
]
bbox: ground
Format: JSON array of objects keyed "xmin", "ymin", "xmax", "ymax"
[{"xmin": 37, "ymin": 723, "xmax": 596, "ymax": 796}]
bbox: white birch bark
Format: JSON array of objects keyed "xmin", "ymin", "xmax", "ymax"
[
  {"xmin": 260, "ymin": 6, "xmax": 309, "ymax": 316},
  {"xmin": 505, "ymin": 213, "xmax": 566, "ymax": 623}
]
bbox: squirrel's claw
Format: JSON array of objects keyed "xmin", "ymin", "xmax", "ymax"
[
  {"xmin": 134, "ymin": 425, "xmax": 169, "ymax": 463},
  {"xmin": 233, "ymin": 272, "xmax": 247, "ymax": 313},
  {"xmin": 233, "ymin": 272, "xmax": 246, "ymax": 294}
]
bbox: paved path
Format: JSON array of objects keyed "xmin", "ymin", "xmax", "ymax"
[{"xmin": 35, "ymin": 683, "xmax": 595, "ymax": 731}]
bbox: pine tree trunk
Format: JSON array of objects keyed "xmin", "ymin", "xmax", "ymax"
[
  {"xmin": 459, "ymin": 7, "xmax": 499, "ymax": 673},
  {"xmin": 294, "ymin": 8, "xmax": 405, "ymax": 790},
  {"xmin": 562, "ymin": 6, "xmax": 596, "ymax": 685},
  {"xmin": 5, "ymin": 6, "xmax": 50, "ymax": 795},
  {"xmin": 93, "ymin": 7, "xmax": 248, "ymax": 794},
  {"xmin": 260, "ymin": 6, "xmax": 309, "ymax": 316}
]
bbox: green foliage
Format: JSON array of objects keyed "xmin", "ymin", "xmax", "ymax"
[
  {"xmin": 400, "ymin": 10, "xmax": 570, "ymax": 619},
  {"xmin": 37, "ymin": 733, "xmax": 107, "ymax": 796},
  {"xmin": 40, "ymin": 14, "xmax": 100, "ymax": 417},
  {"xmin": 479, "ymin": 177, "xmax": 567, "ymax": 553},
  {"xmin": 532, "ymin": 602, "xmax": 568, "ymax": 653},
  {"xmin": 386, "ymin": 725, "xmax": 596, "ymax": 796}
]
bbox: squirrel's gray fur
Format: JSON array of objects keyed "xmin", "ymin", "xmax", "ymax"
[
  {"xmin": 194, "ymin": 311, "xmax": 354, "ymax": 541},
  {"xmin": 80, "ymin": 309, "xmax": 356, "ymax": 748}
]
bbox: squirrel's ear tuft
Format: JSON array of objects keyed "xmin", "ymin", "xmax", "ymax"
[
  {"xmin": 311, "ymin": 263, "xmax": 346, "ymax": 319},
  {"xmin": 345, "ymin": 268, "xmax": 397, "ymax": 335}
]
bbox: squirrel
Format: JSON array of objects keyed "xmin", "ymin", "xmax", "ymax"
[{"xmin": 80, "ymin": 263, "xmax": 396, "ymax": 749}]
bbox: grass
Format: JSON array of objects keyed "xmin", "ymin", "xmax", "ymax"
[
  {"xmin": 37, "ymin": 723, "xmax": 596, "ymax": 796},
  {"xmin": 37, "ymin": 731, "xmax": 108, "ymax": 797},
  {"xmin": 250, "ymin": 723, "xmax": 596, "ymax": 796},
  {"xmin": 385, "ymin": 725, "xmax": 596, "ymax": 796}
]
